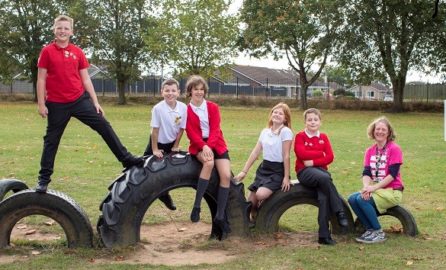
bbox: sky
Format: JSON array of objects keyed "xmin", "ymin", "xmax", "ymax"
[{"xmin": 229, "ymin": 0, "xmax": 443, "ymax": 83}]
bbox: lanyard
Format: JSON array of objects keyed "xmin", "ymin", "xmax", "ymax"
[{"xmin": 374, "ymin": 143, "xmax": 387, "ymax": 180}]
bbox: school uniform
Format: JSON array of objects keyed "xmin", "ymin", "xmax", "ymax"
[
  {"xmin": 186, "ymin": 100, "xmax": 229, "ymax": 158},
  {"xmin": 294, "ymin": 130, "xmax": 344, "ymax": 238},
  {"xmin": 144, "ymin": 100, "xmax": 187, "ymax": 155},
  {"xmin": 37, "ymin": 42, "xmax": 136, "ymax": 185},
  {"xmin": 248, "ymin": 127, "xmax": 293, "ymax": 192}
]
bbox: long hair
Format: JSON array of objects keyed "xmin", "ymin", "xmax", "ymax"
[{"xmin": 267, "ymin": 102, "xmax": 292, "ymax": 128}]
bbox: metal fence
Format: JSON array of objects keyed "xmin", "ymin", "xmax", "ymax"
[
  {"xmin": 5, "ymin": 77, "xmax": 445, "ymax": 102},
  {"xmin": 404, "ymin": 84, "xmax": 446, "ymax": 102},
  {"xmin": 0, "ymin": 77, "xmax": 299, "ymax": 98}
]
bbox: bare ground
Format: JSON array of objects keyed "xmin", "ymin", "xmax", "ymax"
[{"xmin": 0, "ymin": 220, "xmax": 320, "ymax": 266}]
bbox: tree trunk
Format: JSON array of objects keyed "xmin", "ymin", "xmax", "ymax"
[
  {"xmin": 31, "ymin": 60, "xmax": 38, "ymax": 102},
  {"xmin": 391, "ymin": 76, "xmax": 405, "ymax": 113},
  {"xmin": 117, "ymin": 79, "xmax": 127, "ymax": 105},
  {"xmin": 300, "ymin": 84, "xmax": 309, "ymax": 110}
]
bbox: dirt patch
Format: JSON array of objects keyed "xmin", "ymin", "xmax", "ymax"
[{"xmin": 1, "ymin": 221, "xmax": 320, "ymax": 266}]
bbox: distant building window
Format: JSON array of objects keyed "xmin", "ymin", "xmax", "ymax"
[{"xmin": 367, "ymin": 91, "xmax": 375, "ymax": 99}]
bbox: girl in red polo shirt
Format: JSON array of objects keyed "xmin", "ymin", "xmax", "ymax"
[{"xmin": 185, "ymin": 75, "xmax": 231, "ymax": 239}]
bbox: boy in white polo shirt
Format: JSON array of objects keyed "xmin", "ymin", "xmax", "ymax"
[{"xmin": 143, "ymin": 78, "xmax": 187, "ymax": 210}]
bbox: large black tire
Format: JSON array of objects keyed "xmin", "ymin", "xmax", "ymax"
[
  {"xmin": 0, "ymin": 189, "xmax": 93, "ymax": 248},
  {"xmin": 98, "ymin": 152, "xmax": 250, "ymax": 248},
  {"xmin": 0, "ymin": 179, "xmax": 29, "ymax": 201},
  {"xmin": 255, "ymin": 183, "xmax": 355, "ymax": 234},
  {"xmin": 354, "ymin": 205, "xmax": 419, "ymax": 236}
]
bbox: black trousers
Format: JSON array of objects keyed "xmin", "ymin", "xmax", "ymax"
[
  {"xmin": 143, "ymin": 135, "xmax": 175, "ymax": 156},
  {"xmin": 38, "ymin": 92, "xmax": 131, "ymax": 183},
  {"xmin": 297, "ymin": 167, "xmax": 344, "ymax": 238}
]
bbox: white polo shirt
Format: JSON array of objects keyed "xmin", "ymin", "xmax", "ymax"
[
  {"xmin": 189, "ymin": 99, "xmax": 210, "ymax": 138},
  {"xmin": 259, "ymin": 127, "xmax": 293, "ymax": 162},
  {"xmin": 150, "ymin": 100, "xmax": 187, "ymax": 144}
]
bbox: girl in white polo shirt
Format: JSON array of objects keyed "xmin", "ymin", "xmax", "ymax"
[{"xmin": 234, "ymin": 102, "xmax": 293, "ymax": 224}]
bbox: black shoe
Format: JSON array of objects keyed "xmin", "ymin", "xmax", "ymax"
[
  {"xmin": 159, "ymin": 193, "xmax": 176, "ymax": 210},
  {"xmin": 35, "ymin": 183, "xmax": 48, "ymax": 193},
  {"xmin": 337, "ymin": 211, "xmax": 349, "ymax": 227},
  {"xmin": 214, "ymin": 217, "xmax": 230, "ymax": 241},
  {"xmin": 190, "ymin": 207, "xmax": 201, "ymax": 222},
  {"xmin": 122, "ymin": 155, "xmax": 144, "ymax": 168},
  {"xmin": 318, "ymin": 237, "xmax": 337, "ymax": 245}
]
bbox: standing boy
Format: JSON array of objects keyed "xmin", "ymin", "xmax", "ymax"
[
  {"xmin": 143, "ymin": 78, "xmax": 187, "ymax": 210},
  {"xmin": 36, "ymin": 15, "xmax": 142, "ymax": 193}
]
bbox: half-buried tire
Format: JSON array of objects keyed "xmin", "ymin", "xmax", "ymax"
[
  {"xmin": 354, "ymin": 205, "xmax": 418, "ymax": 236},
  {"xmin": 255, "ymin": 183, "xmax": 355, "ymax": 234},
  {"xmin": 0, "ymin": 189, "xmax": 93, "ymax": 248},
  {"xmin": 0, "ymin": 179, "xmax": 29, "ymax": 201},
  {"xmin": 98, "ymin": 152, "xmax": 250, "ymax": 248}
]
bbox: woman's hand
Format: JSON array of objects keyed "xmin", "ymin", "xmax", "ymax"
[
  {"xmin": 360, "ymin": 185, "xmax": 376, "ymax": 200},
  {"xmin": 281, "ymin": 177, "xmax": 291, "ymax": 192}
]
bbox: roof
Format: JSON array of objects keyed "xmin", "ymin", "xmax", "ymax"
[{"xmin": 214, "ymin": 65, "xmax": 329, "ymax": 88}]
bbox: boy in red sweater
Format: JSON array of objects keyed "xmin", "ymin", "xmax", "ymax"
[
  {"xmin": 294, "ymin": 108, "xmax": 348, "ymax": 245},
  {"xmin": 35, "ymin": 15, "xmax": 142, "ymax": 193}
]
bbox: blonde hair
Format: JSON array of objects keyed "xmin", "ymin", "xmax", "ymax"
[
  {"xmin": 303, "ymin": 108, "xmax": 322, "ymax": 121},
  {"xmin": 367, "ymin": 116, "xmax": 396, "ymax": 141},
  {"xmin": 53, "ymin": 15, "xmax": 74, "ymax": 30},
  {"xmin": 267, "ymin": 102, "xmax": 292, "ymax": 128},
  {"xmin": 186, "ymin": 75, "xmax": 208, "ymax": 97}
]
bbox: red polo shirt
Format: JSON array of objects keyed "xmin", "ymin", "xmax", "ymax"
[{"xmin": 37, "ymin": 42, "xmax": 89, "ymax": 103}]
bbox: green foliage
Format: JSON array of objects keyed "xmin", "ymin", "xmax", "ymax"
[
  {"xmin": 0, "ymin": 0, "xmax": 64, "ymax": 96},
  {"xmin": 336, "ymin": 0, "xmax": 444, "ymax": 112},
  {"xmin": 312, "ymin": 89, "xmax": 323, "ymax": 97},
  {"xmin": 239, "ymin": 0, "xmax": 343, "ymax": 109},
  {"xmin": 88, "ymin": 0, "xmax": 153, "ymax": 104},
  {"xmin": 145, "ymin": 0, "xmax": 239, "ymax": 79}
]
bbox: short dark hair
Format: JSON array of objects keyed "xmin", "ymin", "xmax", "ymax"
[{"xmin": 161, "ymin": 78, "xmax": 179, "ymax": 90}]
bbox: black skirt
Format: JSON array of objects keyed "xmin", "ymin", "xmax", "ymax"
[{"xmin": 248, "ymin": 160, "xmax": 284, "ymax": 192}]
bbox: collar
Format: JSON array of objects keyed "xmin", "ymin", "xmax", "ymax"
[
  {"xmin": 304, "ymin": 129, "xmax": 320, "ymax": 138},
  {"xmin": 190, "ymin": 99, "xmax": 207, "ymax": 111},
  {"xmin": 51, "ymin": 41, "xmax": 72, "ymax": 51},
  {"xmin": 163, "ymin": 100, "xmax": 179, "ymax": 112}
]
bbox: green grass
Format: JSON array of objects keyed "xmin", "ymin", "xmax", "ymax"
[{"xmin": 1, "ymin": 102, "xmax": 446, "ymax": 269}]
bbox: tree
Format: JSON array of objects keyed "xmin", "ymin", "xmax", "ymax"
[
  {"xmin": 90, "ymin": 0, "xmax": 152, "ymax": 105},
  {"xmin": 146, "ymin": 0, "xmax": 239, "ymax": 78},
  {"xmin": 239, "ymin": 0, "xmax": 343, "ymax": 109},
  {"xmin": 0, "ymin": 0, "xmax": 62, "ymax": 99},
  {"xmin": 337, "ymin": 0, "xmax": 444, "ymax": 112}
]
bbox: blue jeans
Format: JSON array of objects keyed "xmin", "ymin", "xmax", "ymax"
[{"xmin": 348, "ymin": 192, "xmax": 381, "ymax": 230}]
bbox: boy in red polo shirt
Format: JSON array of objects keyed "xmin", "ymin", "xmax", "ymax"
[{"xmin": 35, "ymin": 15, "xmax": 142, "ymax": 193}]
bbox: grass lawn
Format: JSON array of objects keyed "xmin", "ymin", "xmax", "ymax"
[{"xmin": 0, "ymin": 101, "xmax": 445, "ymax": 269}]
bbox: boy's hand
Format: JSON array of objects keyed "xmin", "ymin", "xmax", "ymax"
[
  {"xmin": 38, "ymin": 104, "xmax": 48, "ymax": 118},
  {"xmin": 153, "ymin": 149, "xmax": 164, "ymax": 159},
  {"xmin": 94, "ymin": 103, "xmax": 105, "ymax": 116}
]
